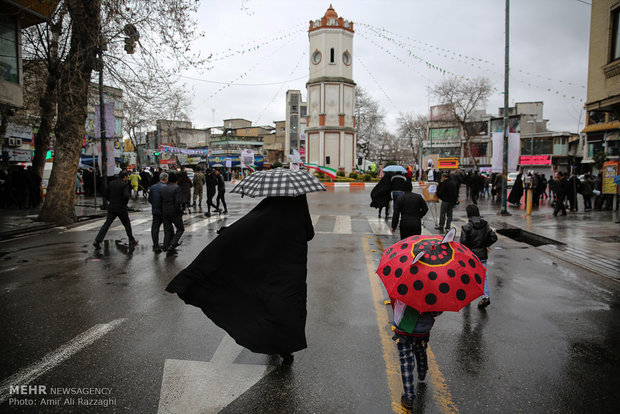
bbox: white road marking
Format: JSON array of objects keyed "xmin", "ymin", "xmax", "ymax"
[
  {"xmin": 110, "ymin": 217, "xmax": 149, "ymax": 231},
  {"xmin": 311, "ymin": 215, "xmax": 319, "ymax": 227},
  {"xmin": 0, "ymin": 318, "xmax": 126, "ymax": 404},
  {"xmin": 367, "ymin": 216, "xmax": 393, "ymax": 235},
  {"xmin": 333, "ymin": 215, "xmax": 352, "ymax": 234},
  {"xmin": 65, "ymin": 219, "xmax": 105, "ymax": 232},
  {"xmin": 157, "ymin": 334, "xmax": 274, "ymax": 414}
]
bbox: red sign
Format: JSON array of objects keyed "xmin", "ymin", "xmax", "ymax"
[
  {"xmin": 437, "ymin": 158, "xmax": 459, "ymax": 169},
  {"xmin": 520, "ymin": 155, "xmax": 551, "ymax": 165}
]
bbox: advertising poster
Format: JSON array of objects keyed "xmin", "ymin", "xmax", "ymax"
[{"xmin": 602, "ymin": 161, "xmax": 619, "ymax": 194}]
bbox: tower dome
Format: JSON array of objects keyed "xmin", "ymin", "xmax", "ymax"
[{"xmin": 324, "ymin": 4, "xmax": 338, "ymax": 19}]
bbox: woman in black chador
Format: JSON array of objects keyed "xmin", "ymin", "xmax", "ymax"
[
  {"xmin": 166, "ymin": 195, "xmax": 314, "ymax": 365},
  {"xmin": 370, "ymin": 173, "xmax": 393, "ymax": 218},
  {"xmin": 507, "ymin": 172, "xmax": 523, "ymax": 206}
]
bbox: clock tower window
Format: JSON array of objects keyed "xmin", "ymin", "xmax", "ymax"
[{"xmin": 330, "ymin": 48, "xmax": 335, "ymax": 63}]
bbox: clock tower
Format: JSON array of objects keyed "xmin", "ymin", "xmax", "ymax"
[{"xmin": 306, "ymin": 5, "xmax": 356, "ymax": 173}]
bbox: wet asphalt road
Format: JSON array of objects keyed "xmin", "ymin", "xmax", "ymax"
[{"xmin": 0, "ymin": 186, "xmax": 619, "ymax": 413}]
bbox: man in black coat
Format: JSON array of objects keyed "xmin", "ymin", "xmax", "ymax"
[
  {"xmin": 93, "ymin": 172, "xmax": 138, "ymax": 249},
  {"xmin": 204, "ymin": 168, "xmax": 220, "ymax": 217},
  {"xmin": 553, "ymin": 171, "xmax": 569, "ymax": 216},
  {"xmin": 435, "ymin": 173, "xmax": 458, "ymax": 231},
  {"xmin": 159, "ymin": 172, "xmax": 185, "ymax": 256},
  {"xmin": 391, "ymin": 181, "xmax": 428, "ymax": 239},
  {"xmin": 469, "ymin": 170, "xmax": 483, "ymax": 205},
  {"xmin": 214, "ymin": 169, "xmax": 227, "ymax": 214}
]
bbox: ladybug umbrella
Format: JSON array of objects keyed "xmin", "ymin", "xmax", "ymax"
[{"xmin": 376, "ymin": 229, "xmax": 485, "ymax": 312}]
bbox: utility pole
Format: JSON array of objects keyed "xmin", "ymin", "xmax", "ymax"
[{"xmin": 500, "ymin": 0, "xmax": 510, "ymax": 215}]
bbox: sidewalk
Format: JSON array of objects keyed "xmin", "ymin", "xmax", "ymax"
[
  {"xmin": 0, "ymin": 194, "xmax": 144, "ymax": 240},
  {"xmin": 423, "ymin": 192, "xmax": 620, "ymax": 281}
]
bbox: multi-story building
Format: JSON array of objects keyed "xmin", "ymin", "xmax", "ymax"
[
  {"xmin": 583, "ymin": 0, "xmax": 620, "ymax": 165},
  {"xmin": 305, "ymin": 5, "xmax": 357, "ymax": 172},
  {"xmin": 285, "ymin": 90, "xmax": 307, "ymax": 158},
  {"xmin": 1, "ymin": 0, "xmax": 59, "ymax": 165},
  {"xmin": 424, "ymin": 101, "xmax": 577, "ymax": 175},
  {"xmin": 264, "ymin": 120, "xmax": 286, "ymax": 164}
]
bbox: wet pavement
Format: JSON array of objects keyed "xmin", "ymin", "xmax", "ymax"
[{"xmin": 0, "ymin": 183, "xmax": 619, "ymax": 413}]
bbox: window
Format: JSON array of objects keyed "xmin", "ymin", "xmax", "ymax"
[
  {"xmin": 330, "ymin": 48, "xmax": 335, "ymax": 63},
  {"xmin": 588, "ymin": 111, "xmax": 606, "ymax": 125},
  {"xmin": 612, "ymin": 9, "xmax": 620, "ymax": 61},
  {"xmin": 0, "ymin": 16, "xmax": 19, "ymax": 84}
]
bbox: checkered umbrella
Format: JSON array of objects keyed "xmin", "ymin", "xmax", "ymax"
[{"xmin": 230, "ymin": 168, "xmax": 326, "ymax": 198}]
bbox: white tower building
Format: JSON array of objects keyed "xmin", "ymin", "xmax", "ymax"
[{"xmin": 306, "ymin": 5, "xmax": 356, "ymax": 172}]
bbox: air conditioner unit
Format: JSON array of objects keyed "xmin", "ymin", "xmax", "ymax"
[{"xmin": 8, "ymin": 138, "xmax": 22, "ymax": 147}]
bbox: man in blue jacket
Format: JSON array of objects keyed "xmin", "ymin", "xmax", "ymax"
[{"xmin": 148, "ymin": 172, "xmax": 168, "ymax": 253}]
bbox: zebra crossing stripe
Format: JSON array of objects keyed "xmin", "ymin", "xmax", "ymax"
[
  {"xmin": 366, "ymin": 217, "xmax": 392, "ymax": 235},
  {"xmin": 110, "ymin": 217, "xmax": 150, "ymax": 231},
  {"xmin": 311, "ymin": 215, "xmax": 319, "ymax": 227},
  {"xmin": 333, "ymin": 215, "xmax": 352, "ymax": 234},
  {"xmin": 66, "ymin": 219, "xmax": 105, "ymax": 232}
]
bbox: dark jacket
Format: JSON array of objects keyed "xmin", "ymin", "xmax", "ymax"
[
  {"xmin": 437, "ymin": 179, "xmax": 458, "ymax": 203},
  {"xmin": 205, "ymin": 172, "xmax": 216, "ymax": 195},
  {"xmin": 159, "ymin": 183, "xmax": 183, "ymax": 216},
  {"xmin": 216, "ymin": 174, "xmax": 226, "ymax": 193},
  {"xmin": 391, "ymin": 192, "xmax": 428, "ymax": 230},
  {"xmin": 148, "ymin": 181, "xmax": 167, "ymax": 215},
  {"xmin": 459, "ymin": 216, "xmax": 497, "ymax": 260},
  {"xmin": 555, "ymin": 177, "xmax": 569, "ymax": 198},
  {"xmin": 390, "ymin": 174, "xmax": 410, "ymax": 192},
  {"xmin": 105, "ymin": 178, "xmax": 131, "ymax": 213}
]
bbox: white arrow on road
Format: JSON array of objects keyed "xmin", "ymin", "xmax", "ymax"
[{"xmin": 157, "ymin": 334, "xmax": 275, "ymax": 414}]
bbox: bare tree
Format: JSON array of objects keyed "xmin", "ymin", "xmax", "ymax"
[
  {"xmin": 39, "ymin": 0, "xmax": 101, "ymax": 224},
  {"xmin": 432, "ymin": 76, "xmax": 492, "ymax": 169},
  {"xmin": 397, "ymin": 112, "xmax": 427, "ymax": 172},
  {"xmin": 25, "ymin": 0, "xmax": 205, "ymax": 224},
  {"xmin": 355, "ymin": 87, "xmax": 384, "ymax": 161}
]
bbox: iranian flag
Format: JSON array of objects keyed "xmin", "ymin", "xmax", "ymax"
[
  {"xmin": 305, "ymin": 162, "xmax": 320, "ymax": 172},
  {"xmin": 245, "ymin": 164, "xmax": 256, "ymax": 172},
  {"xmin": 318, "ymin": 165, "xmax": 337, "ymax": 179}
]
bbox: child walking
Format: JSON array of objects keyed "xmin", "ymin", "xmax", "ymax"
[
  {"xmin": 459, "ymin": 204, "xmax": 498, "ymax": 308},
  {"xmin": 391, "ymin": 300, "xmax": 442, "ymax": 410}
]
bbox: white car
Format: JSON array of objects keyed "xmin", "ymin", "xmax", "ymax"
[{"xmin": 507, "ymin": 172, "xmax": 519, "ymax": 188}]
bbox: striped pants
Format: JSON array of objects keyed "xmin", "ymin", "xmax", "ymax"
[{"xmin": 396, "ymin": 336, "xmax": 429, "ymax": 399}]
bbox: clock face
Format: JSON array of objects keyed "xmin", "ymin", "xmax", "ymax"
[
  {"xmin": 343, "ymin": 51, "xmax": 351, "ymax": 65},
  {"xmin": 312, "ymin": 51, "xmax": 322, "ymax": 64}
]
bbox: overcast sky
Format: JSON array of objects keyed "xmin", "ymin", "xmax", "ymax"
[{"xmin": 178, "ymin": 0, "xmax": 591, "ymax": 134}]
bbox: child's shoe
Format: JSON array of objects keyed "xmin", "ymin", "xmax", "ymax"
[
  {"xmin": 478, "ymin": 297, "xmax": 491, "ymax": 309},
  {"xmin": 401, "ymin": 394, "xmax": 414, "ymax": 410}
]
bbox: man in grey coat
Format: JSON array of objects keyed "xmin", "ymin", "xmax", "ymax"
[{"xmin": 158, "ymin": 172, "xmax": 185, "ymax": 256}]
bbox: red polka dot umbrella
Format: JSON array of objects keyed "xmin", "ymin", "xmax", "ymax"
[{"xmin": 376, "ymin": 229, "xmax": 485, "ymax": 312}]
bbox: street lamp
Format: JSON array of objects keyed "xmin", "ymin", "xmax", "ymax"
[{"xmin": 527, "ymin": 119, "xmax": 535, "ymax": 156}]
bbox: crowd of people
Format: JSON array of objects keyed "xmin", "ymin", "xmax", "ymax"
[
  {"xmin": 0, "ymin": 165, "xmax": 42, "ymax": 209},
  {"xmin": 91, "ymin": 166, "xmax": 229, "ymax": 257}
]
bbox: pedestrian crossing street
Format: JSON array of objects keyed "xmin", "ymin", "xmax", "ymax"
[{"xmin": 65, "ymin": 213, "xmax": 396, "ymax": 236}]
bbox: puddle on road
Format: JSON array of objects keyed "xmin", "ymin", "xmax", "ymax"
[{"xmin": 496, "ymin": 228, "xmax": 563, "ymax": 247}]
